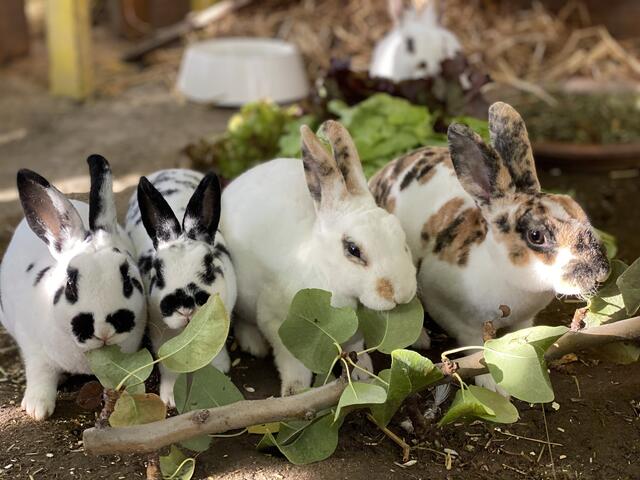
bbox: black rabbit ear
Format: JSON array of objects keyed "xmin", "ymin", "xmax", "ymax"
[
  {"xmin": 87, "ymin": 154, "xmax": 118, "ymax": 233},
  {"xmin": 137, "ymin": 177, "xmax": 181, "ymax": 249},
  {"xmin": 182, "ymin": 173, "xmax": 221, "ymax": 244},
  {"xmin": 17, "ymin": 169, "xmax": 86, "ymax": 255}
]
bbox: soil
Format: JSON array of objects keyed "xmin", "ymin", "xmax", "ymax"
[{"xmin": 1, "ymin": 37, "xmax": 639, "ymax": 480}]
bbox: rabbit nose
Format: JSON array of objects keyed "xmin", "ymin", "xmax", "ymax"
[{"xmin": 177, "ymin": 307, "xmax": 195, "ymax": 321}]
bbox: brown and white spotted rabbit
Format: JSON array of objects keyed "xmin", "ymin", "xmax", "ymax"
[{"xmin": 370, "ymin": 101, "xmax": 610, "ymax": 393}]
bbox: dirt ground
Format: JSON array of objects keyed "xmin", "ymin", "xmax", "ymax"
[{"xmin": 1, "ymin": 42, "xmax": 639, "ymax": 480}]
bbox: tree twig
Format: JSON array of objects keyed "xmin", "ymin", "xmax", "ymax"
[
  {"xmin": 84, "ymin": 377, "xmax": 347, "ymax": 455},
  {"xmin": 83, "ymin": 316, "xmax": 640, "ymax": 455},
  {"xmin": 366, "ymin": 414, "xmax": 411, "ymax": 462}
]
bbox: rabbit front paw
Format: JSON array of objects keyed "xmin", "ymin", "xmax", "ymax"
[
  {"xmin": 160, "ymin": 379, "xmax": 176, "ymax": 408},
  {"xmin": 21, "ymin": 385, "xmax": 57, "ymax": 420},
  {"xmin": 212, "ymin": 347, "xmax": 231, "ymax": 373}
]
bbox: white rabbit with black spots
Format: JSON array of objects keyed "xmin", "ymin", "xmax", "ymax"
[
  {"xmin": 126, "ymin": 169, "xmax": 236, "ymax": 408},
  {"xmin": 221, "ymin": 121, "xmax": 417, "ymax": 397},
  {"xmin": 0, "ymin": 155, "xmax": 146, "ymax": 420},
  {"xmin": 370, "ymin": 0, "xmax": 461, "ymax": 81},
  {"xmin": 370, "ymin": 102, "xmax": 610, "ymax": 393}
]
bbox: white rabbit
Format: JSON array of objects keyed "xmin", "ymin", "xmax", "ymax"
[
  {"xmin": 125, "ymin": 169, "xmax": 236, "ymax": 408},
  {"xmin": 0, "ymin": 155, "xmax": 146, "ymax": 420},
  {"xmin": 370, "ymin": 0, "xmax": 461, "ymax": 81},
  {"xmin": 220, "ymin": 120, "xmax": 417, "ymax": 396},
  {"xmin": 370, "ymin": 102, "xmax": 610, "ymax": 393}
]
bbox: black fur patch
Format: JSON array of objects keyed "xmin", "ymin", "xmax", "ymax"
[
  {"xmin": 71, "ymin": 313, "xmax": 94, "ymax": 343},
  {"xmin": 120, "ymin": 262, "xmax": 134, "ymax": 298},
  {"xmin": 53, "ymin": 286, "xmax": 64, "ymax": 305},
  {"xmin": 495, "ymin": 214, "xmax": 510, "ymax": 233},
  {"xmin": 149, "ymin": 276, "xmax": 156, "ymax": 294},
  {"xmin": 160, "ymin": 288, "xmax": 195, "ymax": 318},
  {"xmin": 65, "ymin": 267, "xmax": 80, "ymax": 304},
  {"xmin": 26, "ymin": 263, "xmax": 35, "ymax": 273},
  {"xmin": 200, "ymin": 253, "xmax": 223, "ymax": 285},
  {"xmin": 87, "ymin": 154, "xmax": 110, "ymax": 231},
  {"xmin": 34, "ymin": 266, "xmax": 51, "ymax": 286},
  {"xmin": 153, "ymin": 258, "xmax": 166, "ymax": 290},
  {"xmin": 138, "ymin": 254, "xmax": 154, "ymax": 275},
  {"xmin": 434, "ymin": 216, "xmax": 466, "ymax": 254},
  {"xmin": 106, "ymin": 309, "xmax": 136, "ymax": 334},
  {"xmin": 213, "ymin": 243, "xmax": 231, "ymax": 260}
]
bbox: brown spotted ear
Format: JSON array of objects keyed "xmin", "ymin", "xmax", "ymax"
[
  {"xmin": 447, "ymin": 123, "xmax": 512, "ymax": 206},
  {"xmin": 320, "ymin": 120, "xmax": 369, "ymax": 198},
  {"xmin": 488, "ymin": 102, "xmax": 540, "ymax": 194},
  {"xmin": 300, "ymin": 125, "xmax": 348, "ymax": 211}
]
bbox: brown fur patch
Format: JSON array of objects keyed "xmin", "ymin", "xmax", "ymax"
[
  {"xmin": 553, "ymin": 194, "xmax": 588, "ymax": 222},
  {"xmin": 376, "ymin": 278, "xmax": 394, "ymax": 301},
  {"xmin": 421, "ymin": 198, "xmax": 487, "ymax": 265}
]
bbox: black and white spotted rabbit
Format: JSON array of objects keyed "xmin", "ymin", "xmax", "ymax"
[
  {"xmin": 125, "ymin": 169, "xmax": 236, "ymax": 407},
  {"xmin": 0, "ymin": 155, "xmax": 146, "ymax": 420}
]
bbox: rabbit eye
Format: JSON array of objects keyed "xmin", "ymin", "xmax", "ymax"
[
  {"xmin": 342, "ymin": 238, "xmax": 367, "ymax": 266},
  {"xmin": 527, "ymin": 229, "xmax": 545, "ymax": 246},
  {"xmin": 406, "ymin": 37, "xmax": 415, "ymax": 53},
  {"xmin": 345, "ymin": 241, "xmax": 361, "ymax": 258}
]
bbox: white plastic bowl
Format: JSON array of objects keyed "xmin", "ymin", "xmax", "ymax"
[{"xmin": 176, "ymin": 38, "xmax": 309, "ymax": 106}]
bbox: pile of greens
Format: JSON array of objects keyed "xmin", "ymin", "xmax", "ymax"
[{"xmin": 185, "ymin": 94, "xmax": 489, "ymax": 180}]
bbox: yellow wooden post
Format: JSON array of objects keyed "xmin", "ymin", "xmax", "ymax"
[{"xmin": 46, "ymin": 0, "xmax": 93, "ymax": 99}]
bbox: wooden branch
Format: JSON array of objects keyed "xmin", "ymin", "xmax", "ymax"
[
  {"xmin": 83, "ymin": 316, "xmax": 640, "ymax": 456},
  {"xmin": 84, "ymin": 376, "xmax": 347, "ymax": 455}
]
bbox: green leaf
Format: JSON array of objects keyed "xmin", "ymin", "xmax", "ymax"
[
  {"xmin": 617, "ymin": 258, "xmax": 640, "ymax": 316},
  {"xmin": 594, "ymin": 228, "xmax": 617, "ymax": 259},
  {"xmin": 334, "ymin": 382, "xmax": 387, "ymax": 422},
  {"xmin": 586, "ymin": 260, "xmax": 628, "ymax": 326},
  {"xmin": 358, "ymin": 297, "xmax": 424, "ymax": 354},
  {"xmin": 370, "ymin": 349, "xmax": 443, "ymax": 426},
  {"xmin": 438, "ymin": 385, "xmax": 519, "ymax": 426},
  {"xmin": 173, "ymin": 365, "xmax": 244, "ymax": 413},
  {"xmin": 590, "ymin": 341, "xmax": 640, "ymax": 365},
  {"xmin": 160, "ymin": 445, "xmax": 195, "ymax": 480},
  {"xmin": 258, "ymin": 414, "xmax": 342, "ymax": 465},
  {"xmin": 173, "ymin": 365, "xmax": 243, "ymax": 453},
  {"xmin": 159, "ymin": 294, "xmax": 230, "ymax": 373},
  {"xmin": 484, "ymin": 325, "xmax": 568, "ymax": 403},
  {"xmin": 179, "ymin": 434, "xmax": 211, "ymax": 453},
  {"xmin": 85, "ymin": 345, "xmax": 153, "ymax": 393},
  {"xmin": 109, "ymin": 392, "xmax": 167, "ymax": 427},
  {"xmin": 279, "ymin": 289, "xmax": 358, "ymax": 373}
]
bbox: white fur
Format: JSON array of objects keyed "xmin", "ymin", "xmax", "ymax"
[
  {"xmin": 221, "ymin": 154, "xmax": 417, "ymax": 396},
  {"xmin": 125, "ymin": 169, "xmax": 236, "ymax": 408},
  {"xmin": 0, "ymin": 199, "xmax": 145, "ymax": 420},
  {"xmin": 370, "ymin": 2, "xmax": 461, "ymax": 81}
]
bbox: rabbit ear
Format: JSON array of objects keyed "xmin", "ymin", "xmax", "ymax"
[
  {"xmin": 182, "ymin": 173, "xmax": 221, "ymax": 243},
  {"xmin": 300, "ymin": 124, "xmax": 348, "ymax": 211},
  {"xmin": 388, "ymin": 0, "xmax": 407, "ymax": 24},
  {"xmin": 137, "ymin": 177, "xmax": 181, "ymax": 249},
  {"xmin": 447, "ymin": 123, "xmax": 513, "ymax": 206},
  {"xmin": 87, "ymin": 154, "xmax": 118, "ymax": 233},
  {"xmin": 17, "ymin": 169, "xmax": 87, "ymax": 255},
  {"xmin": 320, "ymin": 120, "xmax": 370, "ymax": 198},
  {"xmin": 488, "ymin": 102, "xmax": 541, "ymax": 194}
]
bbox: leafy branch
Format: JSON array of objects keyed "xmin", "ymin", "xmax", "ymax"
[{"xmin": 82, "ymin": 313, "xmax": 640, "ymax": 456}]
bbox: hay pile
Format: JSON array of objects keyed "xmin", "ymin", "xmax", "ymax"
[{"xmin": 198, "ymin": 0, "xmax": 640, "ymax": 94}]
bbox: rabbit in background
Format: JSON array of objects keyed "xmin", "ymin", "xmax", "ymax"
[{"xmin": 370, "ymin": 0, "xmax": 462, "ymax": 81}]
